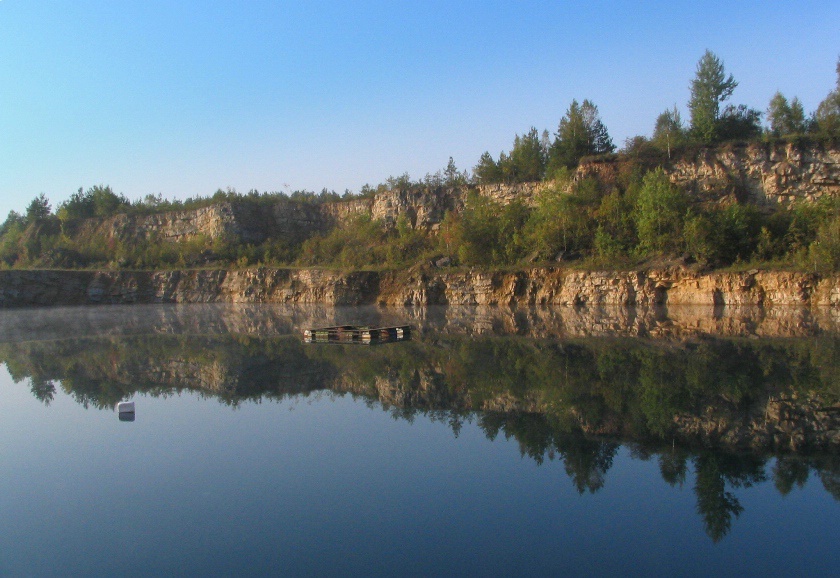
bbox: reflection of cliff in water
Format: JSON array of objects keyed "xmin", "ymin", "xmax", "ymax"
[
  {"xmin": 2, "ymin": 304, "xmax": 839, "ymax": 452},
  {"xmin": 2, "ymin": 304, "xmax": 840, "ymax": 542},
  {"xmin": 2, "ymin": 303, "xmax": 840, "ymax": 343}
]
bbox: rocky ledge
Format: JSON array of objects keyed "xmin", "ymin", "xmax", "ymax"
[{"xmin": 1, "ymin": 266, "xmax": 839, "ymax": 309}]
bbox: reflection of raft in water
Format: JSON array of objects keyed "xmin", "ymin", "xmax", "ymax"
[{"xmin": 303, "ymin": 325, "xmax": 411, "ymax": 345}]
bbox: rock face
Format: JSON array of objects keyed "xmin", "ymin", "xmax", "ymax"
[
  {"xmin": 578, "ymin": 141, "xmax": 840, "ymax": 207},
  {"xmin": 377, "ymin": 267, "xmax": 840, "ymax": 308},
  {"xmin": 99, "ymin": 200, "xmax": 331, "ymax": 244},
  {"xmin": 1, "ymin": 266, "xmax": 839, "ymax": 309},
  {"xmin": 666, "ymin": 141, "xmax": 840, "ymax": 206},
  {"xmin": 3, "ymin": 142, "xmax": 839, "ymax": 310},
  {"xmin": 0, "ymin": 269, "xmax": 377, "ymax": 307},
  {"xmin": 75, "ymin": 142, "xmax": 840, "ymax": 246}
]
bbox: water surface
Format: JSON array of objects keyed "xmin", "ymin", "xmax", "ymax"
[{"xmin": 1, "ymin": 304, "xmax": 838, "ymax": 576}]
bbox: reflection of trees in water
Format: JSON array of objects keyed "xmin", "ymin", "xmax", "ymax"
[
  {"xmin": 659, "ymin": 448, "xmax": 690, "ymax": 487},
  {"xmin": 559, "ymin": 434, "xmax": 618, "ymax": 494},
  {"xmin": 692, "ymin": 453, "xmax": 766, "ymax": 542},
  {"xmin": 0, "ymin": 335, "xmax": 335, "ymax": 409},
  {"xmin": 3, "ymin": 331, "xmax": 840, "ymax": 542},
  {"xmin": 773, "ymin": 456, "xmax": 811, "ymax": 495},
  {"xmin": 815, "ymin": 455, "xmax": 840, "ymax": 500},
  {"xmin": 29, "ymin": 378, "xmax": 56, "ymax": 405},
  {"xmin": 694, "ymin": 455, "xmax": 745, "ymax": 543},
  {"xmin": 478, "ymin": 410, "xmax": 840, "ymax": 541}
]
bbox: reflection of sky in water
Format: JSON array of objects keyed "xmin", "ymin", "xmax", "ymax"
[
  {"xmin": 1, "ymin": 304, "xmax": 840, "ymax": 575},
  {"xmin": 1, "ymin": 366, "xmax": 839, "ymax": 576}
]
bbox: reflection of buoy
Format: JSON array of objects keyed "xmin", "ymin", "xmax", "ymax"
[{"xmin": 117, "ymin": 401, "xmax": 135, "ymax": 420}]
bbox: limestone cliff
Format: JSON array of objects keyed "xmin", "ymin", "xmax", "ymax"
[
  {"xmin": 378, "ymin": 267, "xmax": 840, "ymax": 308},
  {"xmin": 69, "ymin": 141, "xmax": 840, "ymax": 246},
  {"xmin": 1, "ymin": 266, "xmax": 839, "ymax": 309},
  {"xmin": 578, "ymin": 140, "xmax": 840, "ymax": 207}
]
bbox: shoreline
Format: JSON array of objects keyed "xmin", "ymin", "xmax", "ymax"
[{"xmin": 1, "ymin": 266, "xmax": 839, "ymax": 309}]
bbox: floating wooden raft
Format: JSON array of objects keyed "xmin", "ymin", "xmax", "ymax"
[{"xmin": 303, "ymin": 325, "xmax": 411, "ymax": 344}]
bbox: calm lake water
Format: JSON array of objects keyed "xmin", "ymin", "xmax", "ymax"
[{"xmin": 1, "ymin": 304, "xmax": 839, "ymax": 577}]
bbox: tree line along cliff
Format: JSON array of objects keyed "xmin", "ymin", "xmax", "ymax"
[
  {"xmin": 4, "ymin": 49, "xmax": 840, "ymax": 273},
  {"xmin": 1, "ymin": 140, "xmax": 838, "ymax": 275}
]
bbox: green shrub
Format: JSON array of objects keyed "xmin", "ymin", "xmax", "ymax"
[
  {"xmin": 806, "ymin": 213, "xmax": 840, "ymax": 272},
  {"xmin": 634, "ymin": 168, "xmax": 688, "ymax": 255}
]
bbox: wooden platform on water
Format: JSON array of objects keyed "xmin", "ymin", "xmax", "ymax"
[{"xmin": 303, "ymin": 325, "xmax": 411, "ymax": 345}]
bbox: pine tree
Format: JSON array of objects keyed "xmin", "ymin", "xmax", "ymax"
[
  {"xmin": 548, "ymin": 99, "xmax": 615, "ymax": 172},
  {"xmin": 508, "ymin": 127, "xmax": 546, "ymax": 182},
  {"xmin": 473, "ymin": 152, "xmax": 501, "ymax": 184}
]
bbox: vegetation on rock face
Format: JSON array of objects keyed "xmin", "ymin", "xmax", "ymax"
[
  {"xmin": 3, "ymin": 165, "xmax": 839, "ymax": 272},
  {"xmin": 2, "ymin": 52, "xmax": 840, "ymax": 273}
]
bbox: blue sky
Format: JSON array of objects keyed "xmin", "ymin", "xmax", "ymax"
[{"xmin": 1, "ymin": 1, "xmax": 838, "ymax": 218}]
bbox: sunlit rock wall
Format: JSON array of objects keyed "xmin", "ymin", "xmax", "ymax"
[
  {"xmin": 73, "ymin": 142, "xmax": 839, "ymax": 246},
  {"xmin": 2, "ymin": 267, "xmax": 840, "ymax": 309}
]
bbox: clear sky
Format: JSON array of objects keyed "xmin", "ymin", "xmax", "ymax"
[{"xmin": 1, "ymin": 1, "xmax": 838, "ymax": 218}]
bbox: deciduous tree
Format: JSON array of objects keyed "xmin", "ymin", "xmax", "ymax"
[
  {"xmin": 813, "ymin": 57, "xmax": 840, "ymax": 136},
  {"xmin": 767, "ymin": 92, "xmax": 807, "ymax": 136},
  {"xmin": 633, "ymin": 168, "xmax": 687, "ymax": 254},
  {"xmin": 688, "ymin": 51, "xmax": 738, "ymax": 143},
  {"xmin": 652, "ymin": 106, "xmax": 687, "ymax": 158}
]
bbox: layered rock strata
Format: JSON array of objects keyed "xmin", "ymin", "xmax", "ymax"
[{"xmin": 1, "ymin": 267, "xmax": 839, "ymax": 309}]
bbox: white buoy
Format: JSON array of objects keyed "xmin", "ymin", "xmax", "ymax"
[{"xmin": 117, "ymin": 401, "xmax": 135, "ymax": 414}]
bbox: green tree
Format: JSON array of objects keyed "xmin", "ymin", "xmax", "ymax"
[
  {"xmin": 652, "ymin": 106, "xmax": 687, "ymax": 158},
  {"xmin": 807, "ymin": 211, "xmax": 840, "ymax": 272},
  {"xmin": 684, "ymin": 203, "xmax": 762, "ymax": 267},
  {"xmin": 474, "ymin": 129, "xmax": 547, "ymax": 184},
  {"xmin": 593, "ymin": 189, "xmax": 635, "ymax": 260},
  {"xmin": 443, "ymin": 157, "xmax": 468, "ymax": 186},
  {"xmin": 688, "ymin": 50, "xmax": 738, "ymax": 143},
  {"xmin": 717, "ymin": 104, "xmax": 763, "ymax": 141},
  {"xmin": 0, "ymin": 211, "xmax": 25, "ymax": 237},
  {"xmin": 57, "ymin": 185, "xmax": 130, "ymax": 221},
  {"xmin": 473, "ymin": 151, "xmax": 503, "ymax": 184},
  {"xmin": 548, "ymin": 99, "xmax": 615, "ymax": 173},
  {"xmin": 507, "ymin": 127, "xmax": 546, "ymax": 182},
  {"xmin": 526, "ymin": 178, "xmax": 599, "ymax": 260},
  {"xmin": 634, "ymin": 168, "xmax": 687, "ymax": 255},
  {"xmin": 683, "ymin": 211, "xmax": 721, "ymax": 265},
  {"xmin": 813, "ymin": 57, "xmax": 840, "ymax": 137},
  {"xmin": 25, "ymin": 193, "xmax": 52, "ymax": 223},
  {"xmin": 767, "ymin": 92, "xmax": 807, "ymax": 136}
]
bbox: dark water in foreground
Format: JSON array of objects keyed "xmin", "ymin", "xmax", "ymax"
[{"xmin": 1, "ymin": 305, "xmax": 839, "ymax": 576}]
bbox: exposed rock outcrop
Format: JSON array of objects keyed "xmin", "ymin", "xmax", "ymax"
[
  {"xmin": 69, "ymin": 142, "xmax": 840, "ymax": 246},
  {"xmin": 2, "ymin": 266, "xmax": 839, "ymax": 309},
  {"xmin": 666, "ymin": 141, "xmax": 840, "ymax": 206},
  {"xmin": 377, "ymin": 267, "xmax": 840, "ymax": 308},
  {"xmin": 578, "ymin": 141, "xmax": 840, "ymax": 207}
]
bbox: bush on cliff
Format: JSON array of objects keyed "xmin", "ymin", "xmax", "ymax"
[{"xmin": 296, "ymin": 214, "xmax": 435, "ymax": 270}]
